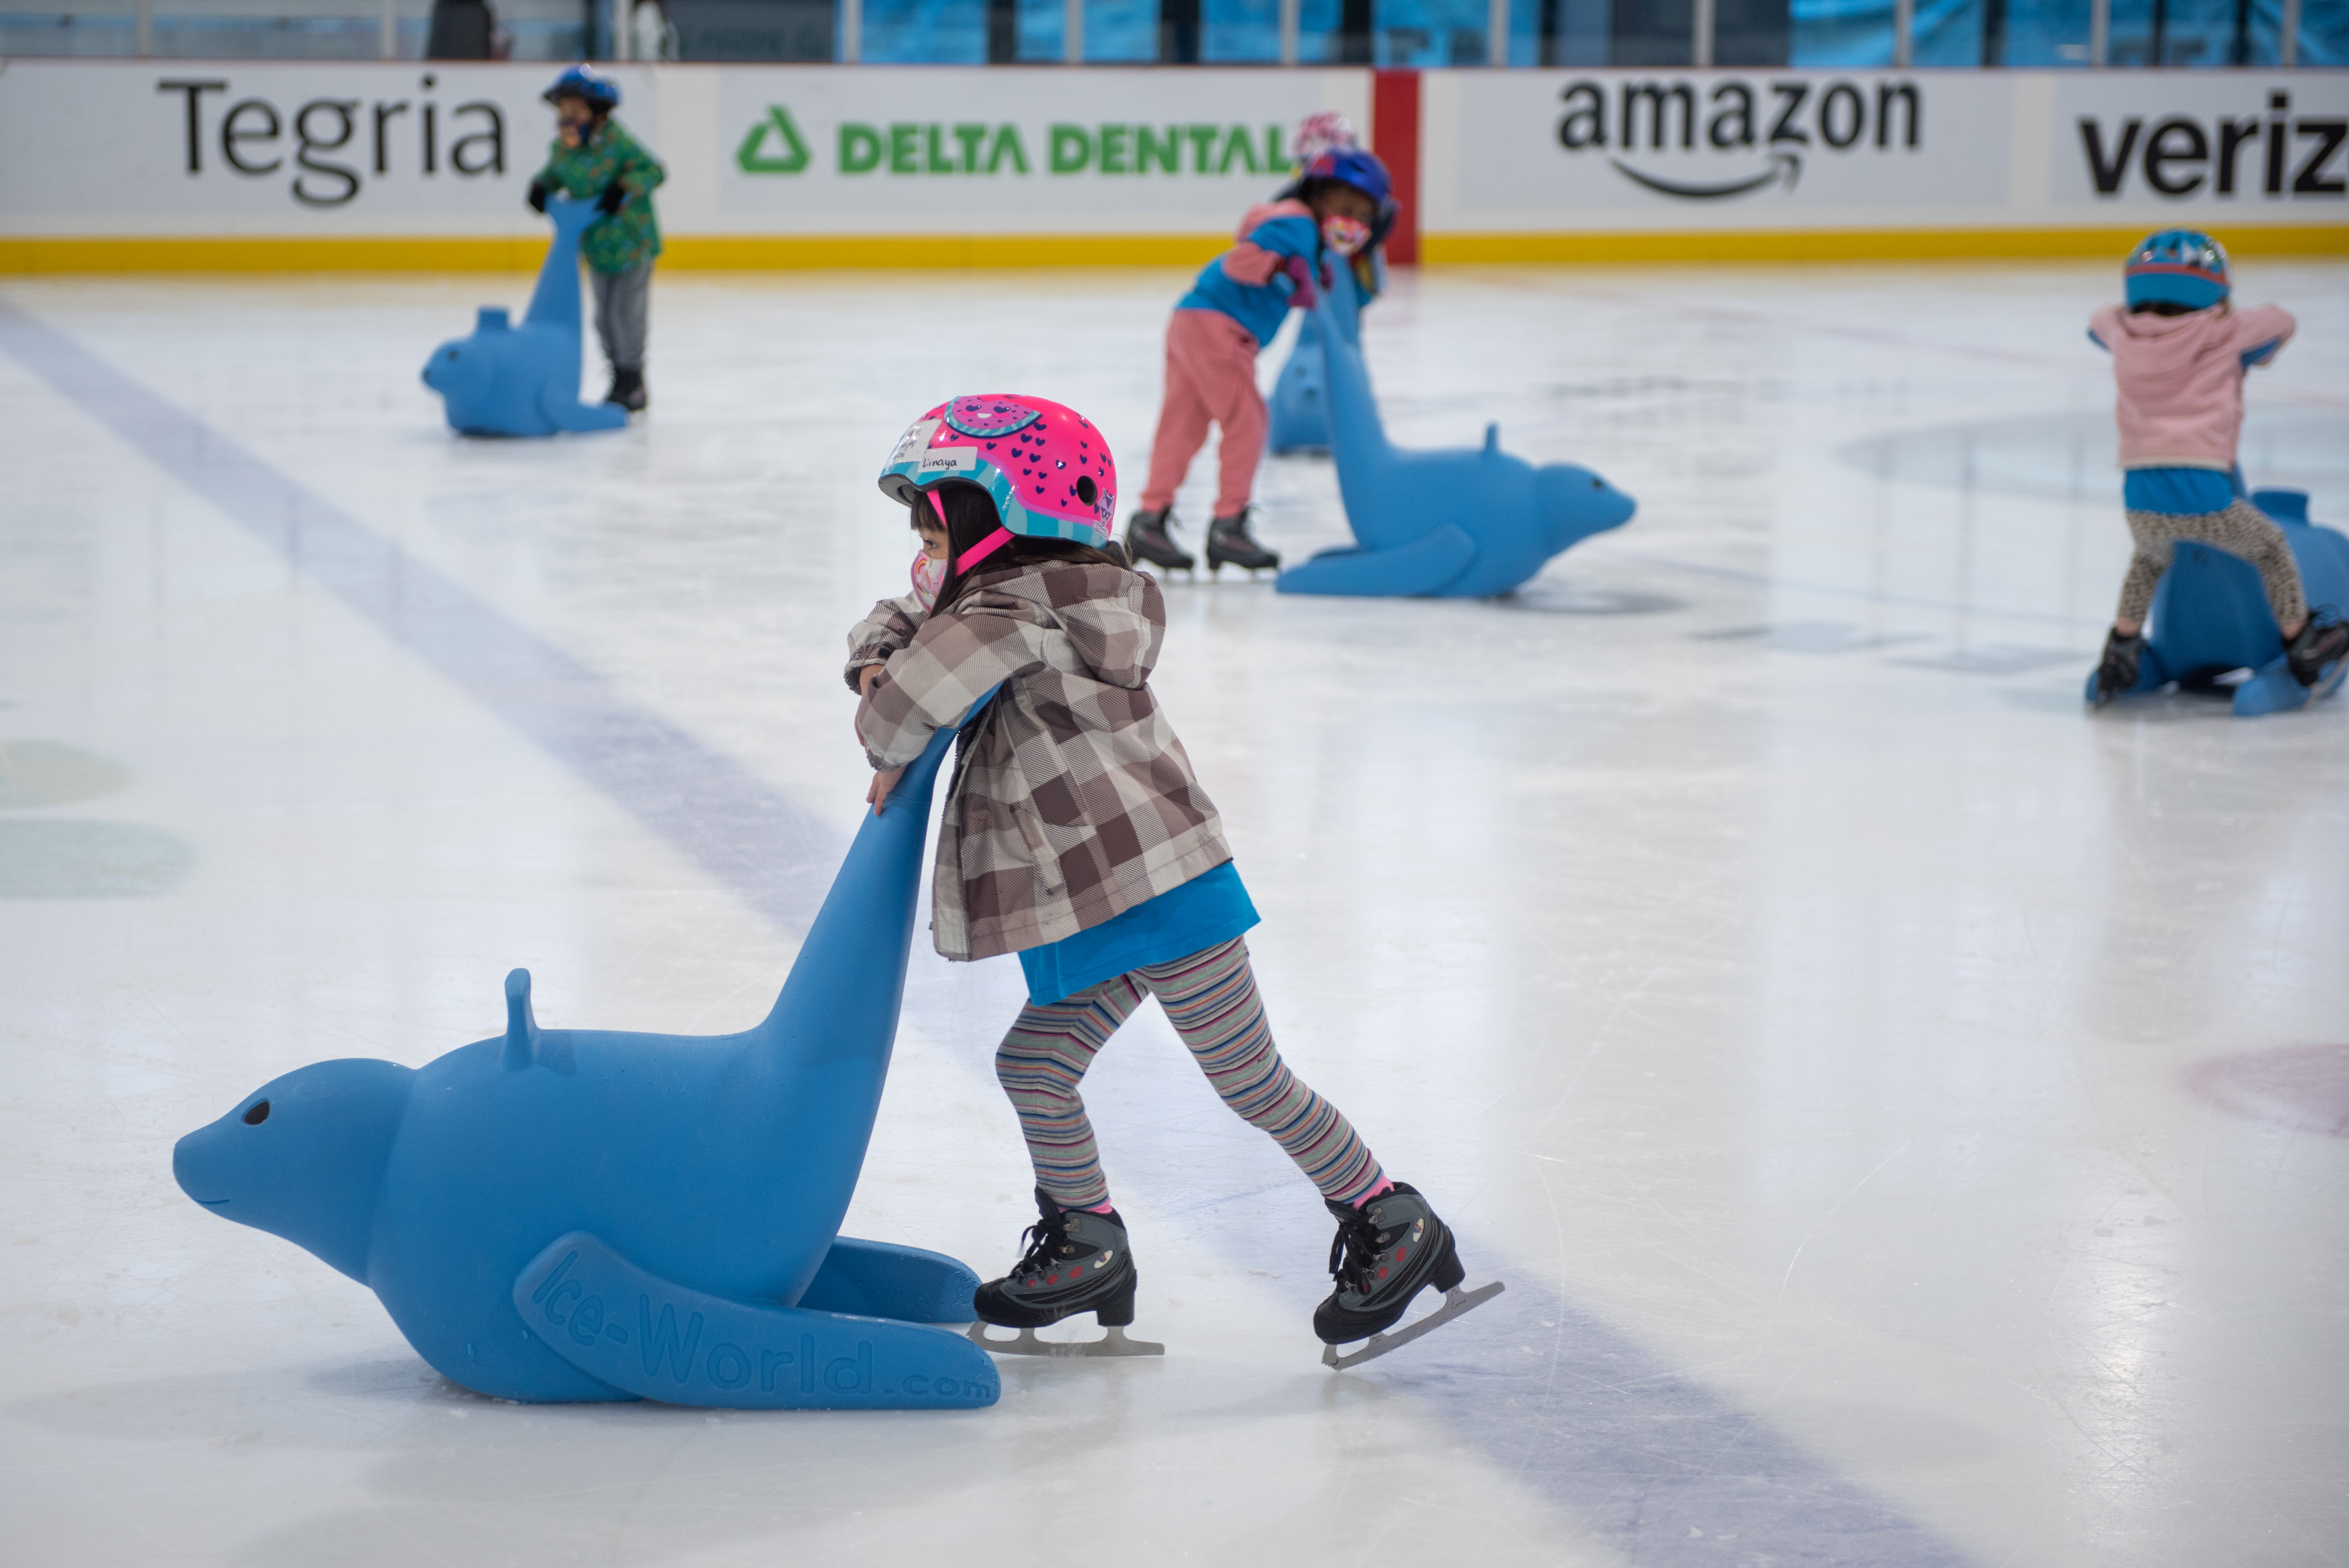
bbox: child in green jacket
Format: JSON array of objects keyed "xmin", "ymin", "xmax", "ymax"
[{"xmin": 527, "ymin": 66, "xmax": 665, "ymax": 413}]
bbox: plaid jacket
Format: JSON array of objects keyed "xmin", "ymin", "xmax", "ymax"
[{"xmin": 847, "ymin": 564, "xmax": 1230, "ymax": 962}]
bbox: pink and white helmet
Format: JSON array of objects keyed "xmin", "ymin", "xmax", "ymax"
[{"xmin": 878, "ymin": 394, "xmax": 1118, "ymax": 552}]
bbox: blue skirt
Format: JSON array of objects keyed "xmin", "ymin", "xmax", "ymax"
[{"xmin": 1015, "ymin": 861, "xmax": 1260, "ymax": 1007}]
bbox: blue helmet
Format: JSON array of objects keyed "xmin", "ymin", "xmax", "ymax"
[
  {"xmin": 543, "ymin": 65, "xmax": 620, "ymax": 110},
  {"xmin": 2126, "ymin": 229, "xmax": 2230, "ymax": 311},
  {"xmin": 1291, "ymin": 146, "xmax": 1399, "ymax": 249},
  {"xmin": 1304, "ymin": 147, "xmax": 1393, "ymax": 206}
]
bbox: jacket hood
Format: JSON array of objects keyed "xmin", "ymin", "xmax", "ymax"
[
  {"xmin": 964, "ymin": 562, "xmax": 1164, "ymax": 691},
  {"xmin": 2099, "ymin": 302, "xmax": 2234, "ymax": 367}
]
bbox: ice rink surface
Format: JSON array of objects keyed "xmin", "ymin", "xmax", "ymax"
[{"xmin": 2, "ymin": 260, "xmax": 2344, "ymax": 1568}]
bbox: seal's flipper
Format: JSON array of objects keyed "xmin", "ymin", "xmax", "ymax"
[
  {"xmin": 515, "ymin": 1234, "xmax": 998, "ymax": 1409},
  {"xmin": 540, "ymin": 382, "xmax": 631, "ymax": 434},
  {"xmin": 1275, "ymin": 525, "xmax": 1478, "ymax": 598},
  {"xmin": 2233, "ymin": 653, "xmax": 2328, "ymax": 717},
  {"xmin": 797, "ymin": 1236, "xmax": 981, "ymax": 1324}
]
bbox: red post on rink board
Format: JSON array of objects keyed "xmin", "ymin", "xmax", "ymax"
[{"xmin": 1371, "ymin": 69, "xmax": 1421, "ymax": 265}]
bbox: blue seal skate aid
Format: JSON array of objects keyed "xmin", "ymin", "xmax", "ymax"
[
  {"xmin": 171, "ymin": 699, "xmax": 1001, "ymax": 1410},
  {"xmin": 1275, "ymin": 265, "xmax": 1637, "ymax": 599},
  {"xmin": 2083, "ymin": 488, "xmax": 2349, "ymax": 718},
  {"xmin": 420, "ymin": 195, "xmax": 631, "ymax": 439},
  {"xmin": 1266, "ymin": 311, "xmax": 1333, "ymax": 455}
]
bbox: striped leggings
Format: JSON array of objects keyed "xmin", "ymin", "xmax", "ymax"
[{"xmin": 994, "ymin": 937, "xmax": 1385, "ymax": 1209}]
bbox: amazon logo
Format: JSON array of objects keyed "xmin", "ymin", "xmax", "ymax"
[{"xmin": 1556, "ymin": 78, "xmax": 1921, "ymax": 200}]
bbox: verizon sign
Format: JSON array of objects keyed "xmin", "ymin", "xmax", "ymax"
[{"xmin": 2055, "ymin": 76, "xmax": 2347, "ymax": 208}]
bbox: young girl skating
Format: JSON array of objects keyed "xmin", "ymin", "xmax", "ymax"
[
  {"xmin": 845, "ymin": 394, "xmax": 1495, "ymax": 1363},
  {"xmin": 1125, "ymin": 143, "xmax": 1398, "ymax": 577},
  {"xmin": 2089, "ymin": 229, "xmax": 2346, "ymax": 701}
]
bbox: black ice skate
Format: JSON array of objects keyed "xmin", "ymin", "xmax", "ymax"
[
  {"xmin": 604, "ymin": 368, "xmax": 647, "ymax": 413},
  {"xmin": 1204, "ymin": 507, "xmax": 1279, "ymax": 575},
  {"xmin": 1125, "ymin": 509, "xmax": 1194, "ymax": 573},
  {"xmin": 2284, "ymin": 609, "xmax": 2349, "ymax": 689},
  {"xmin": 1315, "ymin": 1182, "xmax": 1503, "ymax": 1371},
  {"xmin": 968, "ymin": 1187, "xmax": 1164, "ymax": 1359},
  {"xmin": 2090, "ymin": 627, "xmax": 2146, "ymax": 706}
]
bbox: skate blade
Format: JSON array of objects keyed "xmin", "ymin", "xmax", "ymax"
[
  {"xmin": 966, "ymin": 1322, "xmax": 1165, "ymax": 1359},
  {"xmin": 1321, "ymin": 1281, "xmax": 1506, "ymax": 1372}
]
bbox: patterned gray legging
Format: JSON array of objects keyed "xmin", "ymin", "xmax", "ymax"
[{"xmin": 2120, "ymin": 500, "xmax": 2306, "ymax": 630}]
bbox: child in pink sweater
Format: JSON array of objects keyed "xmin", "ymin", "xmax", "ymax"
[{"xmin": 2088, "ymin": 229, "xmax": 2346, "ymax": 700}]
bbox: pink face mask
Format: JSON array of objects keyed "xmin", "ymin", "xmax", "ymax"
[
  {"xmin": 1321, "ymin": 214, "xmax": 1371, "ymax": 258},
  {"xmin": 910, "ymin": 549, "xmax": 946, "ymax": 612}
]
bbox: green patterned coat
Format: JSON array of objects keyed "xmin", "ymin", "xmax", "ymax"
[{"xmin": 535, "ymin": 118, "xmax": 665, "ymax": 274}]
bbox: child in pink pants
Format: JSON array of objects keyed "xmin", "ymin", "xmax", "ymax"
[{"xmin": 1127, "ymin": 144, "xmax": 1395, "ymax": 578}]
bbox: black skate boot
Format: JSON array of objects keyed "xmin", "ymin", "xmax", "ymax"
[
  {"xmin": 968, "ymin": 1187, "xmax": 1163, "ymax": 1358},
  {"xmin": 2091, "ymin": 627, "xmax": 2146, "ymax": 706},
  {"xmin": 1204, "ymin": 506, "xmax": 1279, "ymax": 575},
  {"xmin": 604, "ymin": 368, "xmax": 647, "ymax": 413},
  {"xmin": 1125, "ymin": 509, "xmax": 1193, "ymax": 573},
  {"xmin": 1315, "ymin": 1182, "xmax": 1503, "ymax": 1370},
  {"xmin": 2284, "ymin": 609, "xmax": 2348, "ymax": 689}
]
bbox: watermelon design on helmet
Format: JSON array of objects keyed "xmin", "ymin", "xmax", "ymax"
[{"xmin": 878, "ymin": 394, "xmax": 1118, "ymax": 548}]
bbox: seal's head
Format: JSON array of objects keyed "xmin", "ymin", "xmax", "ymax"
[
  {"xmin": 1534, "ymin": 462, "xmax": 1637, "ymax": 555},
  {"xmin": 174, "ymin": 1059, "xmax": 413, "ymax": 1284},
  {"xmin": 421, "ymin": 308, "xmax": 507, "ymax": 409}
]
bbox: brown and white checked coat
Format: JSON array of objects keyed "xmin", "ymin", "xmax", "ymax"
[{"xmin": 846, "ymin": 562, "xmax": 1231, "ymax": 962}]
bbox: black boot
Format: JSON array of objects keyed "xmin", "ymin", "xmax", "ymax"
[
  {"xmin": 1205, "ymin": 507, "xmax": 1279, "ymax": 575},
  {"xmin": 604, "ymin": 368, "xmax": 647, "ymax": 413},
  {"xmin": 2284, "ymin": 609, "xmax": 2348, "ymax": 688},
  {"xmin": 2092, "ymin": 627, "xmax": 2146, "ymax": 706},
  {"xmin": 1125, "ymin": 509, "xmax": 1193, "ymax": 572},
  {"xmin": 1314, "ymin": 1182, "xmax": 1463, "ymax": 1345},
  {"xmin": 973, "ymin": 1187, "xmax": 1138, "ymax": 1331}
]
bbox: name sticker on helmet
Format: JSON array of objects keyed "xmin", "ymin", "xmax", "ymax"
[{"xmin": 915, "ymin": 449, "xmax": 978, "ymax": 476}]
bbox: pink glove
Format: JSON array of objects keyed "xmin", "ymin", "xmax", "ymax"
[{"xmin": 1282, "ymin": 253, "xmax": 1319, "ymax": 310}]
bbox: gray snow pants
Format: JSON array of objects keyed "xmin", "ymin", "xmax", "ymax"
[
  {"xmin": 589, "ymin": 262, "xmax": 651, "ymax": 375},
  {"xmin": 2119, "ymin": 500, "xmax": 2306, "ymax": 631}
]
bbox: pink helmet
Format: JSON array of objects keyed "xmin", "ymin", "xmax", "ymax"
[{"xmin": 878, "ymin": 394, "xmax": 1118, "ymax": 554}]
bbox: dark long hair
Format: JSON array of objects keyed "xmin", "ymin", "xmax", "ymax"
[{"xmin": 918, "ymin": 481, "xmax": 1125, "ymax": 617}]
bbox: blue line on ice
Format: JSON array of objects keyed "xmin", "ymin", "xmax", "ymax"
[
  {"xmin": 0, "ymin": 295, "xmax": 1977, "ymax": 1568},
  {"xmin": 0, "ymin": 297, "xmax": 843, "ymax": 940}
]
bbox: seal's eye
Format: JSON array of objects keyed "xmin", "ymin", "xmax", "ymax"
[{"xmin": 243, "ymin": 1100, "xmax": 270, "ymax": 1126}]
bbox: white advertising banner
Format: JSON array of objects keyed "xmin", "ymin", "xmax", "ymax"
[
  {"xmin": 2050, "ymin": 72, "xmax": 2349, "ymax": 213},
  {"xmin": 1431, "ymin": 69, "xmax": 2016, "ymax": 231},
  {"xmin": 0, "ymin": 62, "xmax": 663, "ymax": 234},
  {"xmin": 0, "ymin": 60, "xmax": 2340, "ymax": 259},
  {"xmin": 1419, "ymin": 67, "xmax": 2349, "ymax": 241},
  {"xmin": 0, "ymin": 61, "xmax": 1367, "ymax": 241}
]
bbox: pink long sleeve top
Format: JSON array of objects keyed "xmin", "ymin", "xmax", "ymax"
[{"xmin": 2089, "ymin": 301, "xmax": 2295, "ymax": 472}]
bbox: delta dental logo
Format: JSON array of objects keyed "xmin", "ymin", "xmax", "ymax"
[
  {"xmin": 1554, "ymin": 78, "xmax": 1924, "ymax": 200},
  {"xmin": 2076, "ymin": 89, "xmax": 2346, "ymax": 200},
  {"xmin": 737, "ymin": 105, "xmax": 1299, "ymax": 178}
]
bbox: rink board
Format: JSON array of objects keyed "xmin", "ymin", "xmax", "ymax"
[{"xmin": 0, "ymin": 61, "xmax": 2342, "ymax": 269}]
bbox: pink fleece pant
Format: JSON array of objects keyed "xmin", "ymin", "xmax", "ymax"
[{"xmin": 1139, "ymin": 308, "xmax": 1265, "ymax": 518}]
